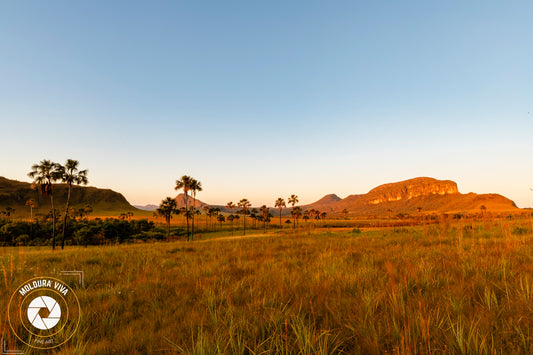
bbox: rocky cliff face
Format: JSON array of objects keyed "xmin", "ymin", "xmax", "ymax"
[{"xmin": 366, "ymin": 177, "xmax": 459, "ymax": 205}]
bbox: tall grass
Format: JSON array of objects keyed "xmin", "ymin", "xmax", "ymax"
[{"xmin": 0, "ymin": 218, "xmax": 533, "ymax": 353}]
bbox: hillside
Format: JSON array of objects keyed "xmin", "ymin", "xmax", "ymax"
[
  {"xmin": 305, "ymin": 177, "xmax": 518, "ymax": 215},
  {"xmin": 0, "ymin": 176, "xmax": 138, "ymax": 217}
]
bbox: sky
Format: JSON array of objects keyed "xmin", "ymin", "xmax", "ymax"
[{"xmin": 1, "ymin": 1, "xmax": 533, "ymax": 207}]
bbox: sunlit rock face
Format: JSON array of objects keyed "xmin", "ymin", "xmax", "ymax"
[{"xmin": 366, "ymin": 177, "xmax": 459, "ymax": 205}]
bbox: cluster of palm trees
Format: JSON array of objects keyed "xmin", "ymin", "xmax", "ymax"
[
  {"xmin": 157, "ymin": 175, "xmax": 203, "ymax": 241},
  {"xmin": 157, "ymin": 177, "xmax": 333, "ymax": 240},
  {"xmin": 28, "ymin": 159, "xmax": 88, "ymax": 249}
]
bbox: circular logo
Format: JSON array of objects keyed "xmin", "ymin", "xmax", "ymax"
[
  {"xmin": 27, "ymin": 296, "xmax": 61, "ymax": 330},
  {"xmin": 7, "ymin": 277, "xmax": 81, "ymax": 350}
]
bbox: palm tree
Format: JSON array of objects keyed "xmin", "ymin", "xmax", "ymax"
[
  {"xmin": 288, "ymin": 194, "xmax": 299, "ymax": 230},
  {"xmin": 275, "ymin": 198, "xmax": 286, "ymax": 228},
  {"xmin": 292, "ymin": 206, "xmax": 302, "ymax": 228},
  {"xmin": 303, "ymin": 210, "xmax": 310, "ymax": 224},
  {"xmin": 260, "ymin": 205, "xmax": 269, "ymax": 232},
  {"xmin": 57, "ymin": 159, "xmax": 88, "ymax": 249},
  {"xmin": 157, "ymin": 197, "xmax": 179, "ymax": 237},
  {"xmin": 250, "ymin": 208, "xmax": 258, "ymax": 228},
  {"xmin": 25, "ymin": 199, "xmax": 36, "ymax": 221},
  {"xmin": 190, "ymin": 178, "xmax": 202, "ymax": 240},
  {"xmin": 217, "ymin": 214, "xmax": 225, "ymax": 229},
  {"xmin": 211, "ymin": 208, "xmax": 220, "ymax": 231},
  {"xmin": 28, "ymin": 160, "xmax": 62, "ymax": 249},
  {"xmin": 238, "ymin": 198, "xmax": 251, "ymax": 236},
  {"xmin": 226, "ymin": 201, "xmax": 235, "ymax": 213},
  {"xmin": 227, "ymin": 214, "xmax": 235, "ymax": 235},
  {"xmin": 175, "ymin": 175, "xmax": 194, "ymax": 241},
  {"xmin": 226, "ymin": 202, "xmax": 235, "ymax": 233}
]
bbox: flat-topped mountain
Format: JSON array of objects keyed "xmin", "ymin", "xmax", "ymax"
[
  {"xmin": 305, "ymin": 177, "xmax": 517, "ymax": 215},
  {"xmin": 366, "ymin": 177, "xmax": 459, "ymax": 204}
]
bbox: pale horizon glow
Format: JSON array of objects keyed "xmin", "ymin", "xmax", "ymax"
[{"xmin": 1, "ymin": 1, "xmax": 532, "ymax": 208}]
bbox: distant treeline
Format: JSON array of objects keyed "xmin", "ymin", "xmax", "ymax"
[{"xmin": 0, "ymin": 218, "xmax": 186, "ymax": 247}]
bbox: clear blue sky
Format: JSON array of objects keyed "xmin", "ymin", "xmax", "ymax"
[{"xmin": 1, "ymin": 1, "xmax": 532, "ymax": 207}]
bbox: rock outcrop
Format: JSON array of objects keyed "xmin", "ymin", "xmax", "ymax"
[
  {"xmin": 365, "ymin": 177, "xmax": 459, "ymax": 205},
  {"xmin": 304, "ymin": 177, "xmax": 518, "ymax": 215}
]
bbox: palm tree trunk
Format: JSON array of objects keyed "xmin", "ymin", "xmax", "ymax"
[
  {"xmin": 279, "ymin": 208, "xmax": 282, "ymax": 228},
  {"xmin": 184, "ymin": 193, "xmax": 189, "ymax": 241},
  {"xmin": 192, "ymin": 193, "xmax": 196, "ymax": 241},
  {"xmin": 243, "ymin": 215, "xmax": 246, "ymax": 236},
  {"xmin": 50, "ymin": 194, "xmax": 56, "ymax": 250},
  {"xmin": 61, "ymin": 184, "xmax": 72, "ymax": 249},
  {"xmin": 167, "ymin": 216, "xmax": 171, "ymax": 237}
]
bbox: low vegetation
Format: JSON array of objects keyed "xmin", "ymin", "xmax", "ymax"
[{"xmin": 1, "ymin": 217, "xmax": 533, "ymax": 353}]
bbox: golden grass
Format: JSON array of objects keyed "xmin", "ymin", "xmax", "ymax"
[{"xmin": 1, "ymin": 218, "xmax": 533, "ymax": 353}]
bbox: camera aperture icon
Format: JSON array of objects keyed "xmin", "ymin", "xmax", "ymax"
[{"xmin": 27, "ymin": 296, "xmax": 61, "ymax": 330}]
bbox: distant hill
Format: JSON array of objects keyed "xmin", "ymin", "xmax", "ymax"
[
  {"xmin": 134, "ymin": 204, "xmax": 158, "ymax": 211},
  {"xmin": 305, "ymin": 177, "xmax": 518, "ymax": 215},
  {"xmin": 0, "ymin": 176, "xmax": 138, "ymax": 217},
  {"xmin": 301, "ymin": 194, "xmax": 342, "ymax": 212},
  {"xmin": 174, "ymin": 193, "xmax": 209, "ymax": 209}
]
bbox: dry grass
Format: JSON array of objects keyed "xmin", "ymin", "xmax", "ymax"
[{"xmin": 1, "ymin": 218, "xmax": 533, "ymax": 353}]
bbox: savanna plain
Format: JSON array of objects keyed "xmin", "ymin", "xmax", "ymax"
[{"xmin": 2, "ymin": 216, "xmax": 533, "ymax": 354}]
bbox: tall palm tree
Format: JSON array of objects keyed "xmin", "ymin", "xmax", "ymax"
[
  {"xmin": 238, "ymin": 198, "xmax": 251, "ymax": 236},
  {"xmin": 57, "ymin": 159, "xmax": 88, "ymax": 249},
  {"xmin": 275, "ymin": 197, "xmax": 285, "ymax": 228},
  {"xmin": 175, "ymin": 175, "xmax": 194, "ymax": 241},
  {"xmin": 157, "ymin": 197, "xmax": 179, "ymax": 237},
  {"xmin": 28, "ymin": 160, "xmax": 62, "ymax": 249},
  {"xmin": 288, "ymin": 194, "xmax": 299, "ymax": 230},
  {"xmin": 25, "ymin": 199, "xmax": 36, "ymax": 221},
  {"xmin": 190, "ymin": 178, "xmax": 202, "ymax": 240}
]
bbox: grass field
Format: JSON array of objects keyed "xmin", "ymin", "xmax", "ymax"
[{"xmin": 2, "ymin": 217, "xmax": 533, "ymax": 354}]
